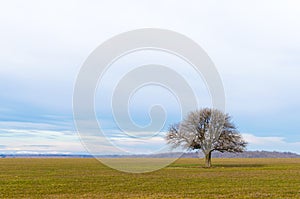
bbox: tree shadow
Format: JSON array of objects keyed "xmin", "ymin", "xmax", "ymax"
[
  {"xmin": 211, "ymin": 163, "xmax": 265, "ymax": 168},
  {"xmin": 170, "ymin": 162, "xmax": 266, "ymax": 169}
]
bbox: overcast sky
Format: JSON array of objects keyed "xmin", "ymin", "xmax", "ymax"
[{"xmin": 0, "ymin": 0, "xmax": 300, "ymax": 154}]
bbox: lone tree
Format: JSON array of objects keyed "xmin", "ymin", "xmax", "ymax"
[{"xmin": 166, "ymin": 108, "xmax": 247, "ymax": 167}]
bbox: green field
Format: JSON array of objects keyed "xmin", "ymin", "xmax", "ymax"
[{"xmin": 0, "ymin": 158, "xmax": 299, "ymax": 198}]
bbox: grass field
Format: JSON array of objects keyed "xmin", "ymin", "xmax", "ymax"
[{"xmin": 0, "ymin": 158, "xmax": 299, "ymax": 198}]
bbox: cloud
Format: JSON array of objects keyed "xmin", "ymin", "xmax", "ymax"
[
  {"xmin": 0, "ymin": 127, "xmax": 86, "ymax": 154},
  {"xmin": 242, "ymin": 133, "xmax": 285, "ymax": 145},
  {"xmin": 242, "ymin": 133, "xmax": 300, "ymax": 154},
  {"xmin": 22, "ymin": 145, "xmax": 54, "ymax": 148},
  {"xmin": 0, "ymin": 121, "xmax": 62, "ymax": 130},
  {"xmin": 1, "ymin": 0, "xmax": 299, "ymax": 117}
]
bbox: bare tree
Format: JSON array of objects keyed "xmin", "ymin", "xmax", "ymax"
[{"xmin": 166, "ymin": 108, "xmax": 247, "ymax": 167}]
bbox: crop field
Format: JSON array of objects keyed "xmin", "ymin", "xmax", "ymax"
[{"xmin": 0, "ymin": 158, "xmax": 299, "ymax": 198}]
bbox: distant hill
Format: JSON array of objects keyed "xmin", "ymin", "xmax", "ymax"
[
  {"xmin": 1, "ymin": 151, "xmax": 299, "ymax": 158},
  {"xmin": 137, "ymin": 151, "xmax": 300, "ymax": 158},
  {"xmin": 211, "ymin": 151, "xmax": 300, "ymax": 158},
  {"xmin": 187, "ymin": 151, "xmax": 300, "ymax": 158}
]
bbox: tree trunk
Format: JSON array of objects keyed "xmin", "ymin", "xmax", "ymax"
[{"xmin": 205, "ymin": 151, "xmax": 212, "ymax": 168}]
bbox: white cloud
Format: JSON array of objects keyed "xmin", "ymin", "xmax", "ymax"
[
  {"xmin": 242, "ymin": 133, "xmax": 285, "ymax": 145},
  {"xmin": 242, "ymin": 133, "xmax": 300, "ymax": 154},
  {"xmin": 1, "ymin": 0, "xmax": 299, "ymax": 114},
  {"xmin": 0, "ymin": 121, "xmax": 69, "ymax": 131},
  {"xmin": 0, "ymin": 128, "xmax": 85, "ymax": 154}
]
